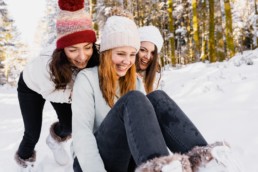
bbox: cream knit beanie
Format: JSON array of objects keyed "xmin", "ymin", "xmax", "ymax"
[
  {"xmin": 100, "ymin": 16, "xmax": 140, "ymax": 52},
  {"xmin": 138, "ymin": 26, "xmax": 164, "ymax": 53}
]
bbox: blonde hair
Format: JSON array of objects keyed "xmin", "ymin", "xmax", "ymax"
[{"xmin": 98, "ymin": 50, "xmax": 136, "ymax": 107}]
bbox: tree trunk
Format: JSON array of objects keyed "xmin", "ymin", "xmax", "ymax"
[
  {"xmin": 215, "ymin": 0, "xmax": 226, "ymax": 61},
  {"xmin": 224, "ymin": 0, "xmax": 235, "ymax": 58},
  {"xmin": 192, "ymin": 0, "xmax": 200, "ymax": 59},
  {"xmin": 255, "ymin": 0, "xmax": 258, "ymax": 47},
  {"xmin": 90, "ymin": 0, "xmax": 98, "ymax": 36},
  {"xmin": 167, "ymin": 0, "xmax": 176, "ymax": 66},
  {"xmin": 123, "ymin": 0, "xmax": 128, "ymax": 9},
  {"xmin": 200, "ymin": 0, "xmax": 208, "ymax": 61},
  {"xmin": 209, "ymin": 0, "xmax": 216, "ymax": 62}
]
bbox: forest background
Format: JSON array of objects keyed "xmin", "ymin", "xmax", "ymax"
[{"xmin": 0, "ymin": 0, "xmax": 258, "ymax": 85}]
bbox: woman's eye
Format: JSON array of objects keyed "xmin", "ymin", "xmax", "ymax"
[{"xmin": 85, "ymin": 46, "xmax": 92, "ymax": 50}]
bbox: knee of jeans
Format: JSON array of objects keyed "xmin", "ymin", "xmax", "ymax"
[
  {"xmin": 147, "ymin": 90, "xmax": 168, "ymax": 102},
  {"xmin": 149, "ymin": 90, "xmax": 166, "ymax": 97},
  {"xmin": 125, "ymin": 90, "xmax": 145, "ymax": 98},
  {"xmin": 126, "ymin": 91, "xmax": 149, "ymax": 105}
]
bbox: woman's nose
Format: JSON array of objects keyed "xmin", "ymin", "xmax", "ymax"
[
  {"xmin": 78, "ymin": 50, "xmax": 86, "ymax": 61},
  {"xmin": 144, "ymin": 52, "xmax": 151, "ymax": 59},
  {"xmin": 122, "ymin": 56, "xmax": 131, "ymax": 64}
]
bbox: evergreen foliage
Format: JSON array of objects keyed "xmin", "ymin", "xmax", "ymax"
[
  {"xmin": 0, "ymin": 0, "xmax": 28, "ymax": 85},
  {"xmin": 2, "ymin": 0, "xmax": 258, "ymax": 86}
]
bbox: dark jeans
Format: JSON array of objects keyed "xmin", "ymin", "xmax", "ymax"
[
  {"xmin": 73, "ymin": 90, "xmax": 207, "ymax": 172},
  {"xmin": 17, "ymin": 73, "xmax": 72, "ymax": 159}
]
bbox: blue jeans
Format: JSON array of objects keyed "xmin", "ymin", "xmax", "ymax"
[
  {"xmin": 74, "ymin": 90, "xmax": 207, "ymax": 172},
  {"xmin": 17, "ymin": 73, "xmax": 72, "ymax": 159}
]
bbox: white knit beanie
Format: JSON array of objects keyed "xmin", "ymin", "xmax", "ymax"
[
  {"xmin": 100, "ymin": 16, "xmax": 140, "ymax": 52},
  {"xmin": 138, "ymin": 26, "xmax": 164, "ymax": 53}
]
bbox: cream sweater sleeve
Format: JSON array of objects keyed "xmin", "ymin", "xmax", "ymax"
[
  {"xmin": 23, "ymin": 56, "xmax": 72, "ymax": 103},
  {"xmin": 72, "ymin": 70, "xmax": 106, "ymax": 172}
]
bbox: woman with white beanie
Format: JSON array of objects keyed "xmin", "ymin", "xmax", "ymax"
[
  {"xmin": 71, "ymin": 7, "xmax": 213, "ymax": 172},
  {"xmin": 136, "ymin": 26, "xmax": 164, "ymax": 93},
  {"xmin": 15, "ymin": 0, "xmax": 99, "ymax": 171},
  {"xmin": 134, "ymin": 28, "xmax": 243, "ymax": 172}
]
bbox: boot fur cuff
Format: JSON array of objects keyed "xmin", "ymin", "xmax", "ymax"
[
  {"xmin": 50, "ymin": 122, "xmax": 71, "ymax": 143},
  {"xmin": 186, "ymin": 142, "xmax": 229, "ymax": 172},
  {"xmin": 136, "ymin": 153, "xmax": 192, "ymax": 172},
  {"xmin": 15, "ymin": 151, "xmax": 36, "ymax": 168}
]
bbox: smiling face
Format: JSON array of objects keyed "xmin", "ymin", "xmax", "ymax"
[
  {"xmin": 111, "ymin": 46, "xmax": 137, "ymax": 77},
  {"xmin": 137, "ymin": 41, "xmax": 156, "ymax": 71},
  {"xmin": 64, "ymin": 42, "xmax": 94, "ymax": 69}
]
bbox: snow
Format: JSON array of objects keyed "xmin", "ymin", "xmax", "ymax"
[{"xmin": 1, "ymin": 49, "xmax": 258, "ymax": 171}]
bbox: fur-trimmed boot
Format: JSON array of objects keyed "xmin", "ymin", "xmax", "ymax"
[
  {"xmin": 46, "ymin": 122, "xmax": 71, "ymax": 166},
  {"xmin": 135, "ymin": 153, "xmax": 192, "ymax": 172},
  {"xmin": 187, "ymin": 142, "xmax": 243, "ymax": 172},
  {"xmin": 15, "ymin": 151, "xmax": 36, "ymax": 172}
]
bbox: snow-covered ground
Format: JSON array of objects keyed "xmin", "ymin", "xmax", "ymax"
[{"xmin": 0, "ymin": 49, "xmax": 258, "ymax": 171}]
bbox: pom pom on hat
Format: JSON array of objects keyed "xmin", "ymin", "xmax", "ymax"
[
  {"xmin": 56, "ymin": 0, "xmax": 96, "ymax": 49},
  {"xmin": 58, "ymin": 0, "xmax": 84, "ymax": 11},
  {"xmin": 138, "ymin": 26, "xmax": 164, "ymax": 53}
]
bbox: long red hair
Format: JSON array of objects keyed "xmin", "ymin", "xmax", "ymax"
[{"xmin": 98, "ymin": 50, "xmax": 136, "ymax": 107}]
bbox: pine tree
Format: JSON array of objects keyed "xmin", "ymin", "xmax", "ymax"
[
  {"xmin": 0, "ymin": 0, "xmax": 28, "ymax": 85},
  {"xmin": 38, "ymin": 0, "xmax": 58, "ymax": 56}
]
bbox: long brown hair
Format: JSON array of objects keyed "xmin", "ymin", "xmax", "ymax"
[
  {"xmin": 49, "ymin": 43, "xmax": 99, "ymax": 89},
  {"xmin": 136, "ymin": 45, "xmax": 161, "ymax": 94},
  {"xmin": 99, "ymin": 50, "xmax": 136, "ymax": 107}
]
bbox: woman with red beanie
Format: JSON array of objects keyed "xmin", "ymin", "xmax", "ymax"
[{"xmin": 14, "ymin": 0, "xmax": 99, "ymax": 171}]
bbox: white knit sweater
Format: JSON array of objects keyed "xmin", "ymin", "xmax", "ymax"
[
  {"xmin": 137, "ymin": 71, "xmax": 164, "ymax": 91},
  {"xmin": 22, "ymin": 56, "xmax": 73, "ymax": 103},
  {"xmin": 72, "ymin": 66, "xmax": 145, "ymax": 172}
]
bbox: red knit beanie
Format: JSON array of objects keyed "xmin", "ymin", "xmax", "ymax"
[{"xmin": 56, "ymin": 0, "xmax": 96, "ymax": 49}]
